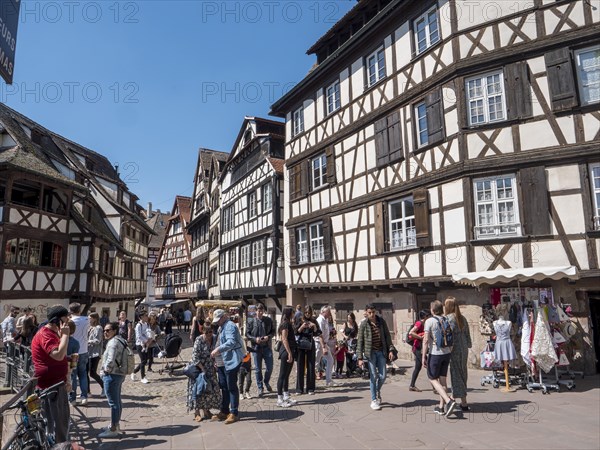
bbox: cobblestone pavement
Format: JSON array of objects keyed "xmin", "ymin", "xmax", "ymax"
[{"xmin": 3, "ymin": 332, "xmax": 600, "ymax": 449}]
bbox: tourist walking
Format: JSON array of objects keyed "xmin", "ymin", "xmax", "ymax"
[
  {"xmin": 99, "ymin": 321, "xmax": 129, "ymax": 438},
  {"xmin": 316, "ymin": 306, "xmax": 335, "ymax": 387},
  {"xmin": 210, "ymin": 309, "xmax": 245, "ymax": 424},
  {"xmin": 356, "ymin": 304, "xmax": 396, "ymax": 410},
  {"xmin": 408, "ymin": 310, "xmax": 431, "ymax": 392},
  {"xmin": 2, "ymin": 306, "xmax": 20, "ymax": 342},
  {"xmin": 422, "ymin": 300, "xmax": 457, "ymax": 417},
  {"xmin": 343, "ymin": 313, "xmax": 358, "ymax": 376},
  {"xmin": 87, "ymin": 312, "xmax": 104, "ymax": 396},
  {"xmin": 131, "ymin": 310, "xmax": 150, "ymax": 383},
  {"xmin": 69, "ymin": 302, "xmax": 89, "ymax": 406},
  {"xmin": 238, "ymin": 353, "xmax": 252, "ymax": 399},
  {"xmin": 445, "ymin": 297, "xmax": 471, "ymax": 411},
  {"xmin": 246, "ymin": 304, "xmax": 275, "ymax": 396},
  {"xmin": 276, "ymin": 307, "xmax": 297, "ymax": 407},
  {"xmin": 117, "ymin": 311, "xmax": 132, "ymax": 344},
  {"xmin": 189, "ymin": 321, "xmax": 222, "ymax": 422},
  {"xmin": 183, "ymin": 307, "xmax": 193, "ymax": 333},
  {"xmin": 294, "ymin": 305, "xmax": 322, "ymax": 395},
  {"xmin": 16, "ymin": 317, "xmax": 37, "ymax": 347},
  {"xmin": 147, "ymin": 312, "xmax": 161, "ymax": 372},
  {"xmin": 30, "ymin": 305, "xmax": 71, "ymax": 444}
]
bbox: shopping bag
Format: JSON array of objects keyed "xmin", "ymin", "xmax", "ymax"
[{"xmin": 480, "ymin": 344, "xmax": 500, "ymax": 369}]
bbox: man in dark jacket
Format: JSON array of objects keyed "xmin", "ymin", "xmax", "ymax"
[
  {"xmin": 356, "ymin": 304, "xmax": 396, "ymax": 411},
  {"xmin": 246, "ymin": 304, "xmax": 274, "ymax": 396}
]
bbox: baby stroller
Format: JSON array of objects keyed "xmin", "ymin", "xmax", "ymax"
[{"xmin": 157, "ymin": 334, "xmax": 185, "ymax": 376}]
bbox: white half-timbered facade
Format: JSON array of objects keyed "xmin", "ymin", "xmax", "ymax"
[
  {"xmin": 271, "ymin": 0, "xmax": 600, "ymax": 371},
  {"xmin": 0, "ymin": 103, "xmax": 151, "ymax": 322},
  {"xmin": 153, "ymin": 196, "xmax": 192, "ymax": 302},
  {"xmin": 188, "ymin": 149, "xmax": 229, "ymax": 301},
  {"xmin": 144, "ymin": 207, "xmax": 168, "ymax": 305},
  {"xmin": 219, "ymin": 117, "xmax": 286, "ymax": 311},
  {"xmin": 207, "ymin": 154, "xmax": 228, "ymax": 300}
]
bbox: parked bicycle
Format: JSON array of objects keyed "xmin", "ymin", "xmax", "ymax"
[{"xmin": 2, "ymin": 380, "xmax": 65, "ymax": 450}]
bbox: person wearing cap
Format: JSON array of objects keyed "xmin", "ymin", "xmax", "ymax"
[
  {"xmin": 30, "ymin": 304, "xmax": 72, "ymax": 444},
  {"xmin": 210, "ymin": 309, "xmax": 245, "ymax": 425}
]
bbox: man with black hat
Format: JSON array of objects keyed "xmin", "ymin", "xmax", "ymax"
[{"xmin": 31, "ymin": 304, "xmax": 71, "ymax": 443}]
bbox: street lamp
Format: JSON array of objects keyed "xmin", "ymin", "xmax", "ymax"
[{"xmin": 108, "ymin": 245, "xmax": 117, "ymax": 259}]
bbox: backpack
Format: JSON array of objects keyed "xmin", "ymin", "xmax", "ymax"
[
  {"xmin": 432, "ymin": 316, "xmax": 454, "ymax": 349},
  {"xmin": 116, "ymin": 338, "xmax": 135, "ymax": 375},
  {"xmin": 405, "ymin": 323, "xmax": 416, "ymax": 345}
]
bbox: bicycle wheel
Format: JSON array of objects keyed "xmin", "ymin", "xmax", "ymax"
[{"xmin": 4, "ymin": 428, "xmax": 40, "ymax": 450}]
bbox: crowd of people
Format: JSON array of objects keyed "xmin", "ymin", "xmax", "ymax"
[{"xmin": 1, "ymin": 297, "xmax": 472, "ymax": 444}]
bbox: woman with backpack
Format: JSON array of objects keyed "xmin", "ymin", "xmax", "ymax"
[
  {"xmin": 408, "ymin": 310, "xmax": 431, "ymax": 392},
  {"xmin": 99, "ymin": 321, "xmax": 129, "ymax": 439},
  {"xmin": 444, "ymin": 297, "xmax": 472, "ymax": 411}
]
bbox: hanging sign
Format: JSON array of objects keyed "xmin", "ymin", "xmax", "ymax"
[{"xmin": 0, "ymin": 0, "xmax": 20, "ymax": 84}]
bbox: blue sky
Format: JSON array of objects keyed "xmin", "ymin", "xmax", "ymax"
[{"xmin": 4, "ymin": 0, "xmax": 355, "ymax": 211}]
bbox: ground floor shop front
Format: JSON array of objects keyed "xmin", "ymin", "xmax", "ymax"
[{"xmin": 287, "ymin": 277, "xmax": 600, "ymax": 375}]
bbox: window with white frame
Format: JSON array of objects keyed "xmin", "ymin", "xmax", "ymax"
[
  {"xmin": 293, "ymin": 106, "xmax": 304, "ymax": 136},
  {"xmin": 311, "ymin": 153, "xmax": 327, "ymax": 190},
  {"xmin": 240, "ymin": 244, "xmax": 251, "ymax": 269},
  {"xmin": 252, "ymin": 240, "xmax": 264, "ymax": 266},
  {"xmin": 591, "ymin": 164, "xmax": 600, "ymax": 230},
  {"xmin": 229, "ymin": 248, "xmax": 237, "ymax": 271},
  {"xmin": 414, "ymin": 102, "xmax": 428, "ymax": 147},
  {"xmin": 575, "ymin": 45, "xmax": 600, "ymax": 106},
  {"xmin": 248, "ymin": 191, "xmax": 257, "ymax": 219},
  {"xmin": 389, "ymin": 198, "xmax": 416, "ymax": 250},
  {"xmin": 367, "ymin": 47, "xmax": 386, "ymax": 87},
  {"xmin": 474, "ymin": 175, "xmax": 521, "ymax": 238},
  {"xmin": 262, "ymin": 183, "xmax": 273, "ymax": 212},
  {"xmin": 310, "ymin": 222, "xmax": 324, "ymax": 262},
  {"xmin": 466, "ymin": 71, "xmax": 506, "ymax": 125},
  {"xmin": 223, "ymin": 206, "xmax": 234, "ymax": 231},
  {"xmin": 219, "ymin": 253, "xmax": 225, "ymax": 273},
  {"xmin": 326, "ymin": 80, "xmax": 341, "ymax": 115},
  {"xmin": 297, "ymin": 227, "xmax": 308, "ymax": 264},
  {"xmin": 414, "ymin": 6, "xmax": 440, "ymax": 55}
]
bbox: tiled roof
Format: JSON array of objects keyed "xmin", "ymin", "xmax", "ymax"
[
  {"xmin": 146, "ymin": 212, "xmax": 168, "ymax": 249},
  {"xmin": 268, "ymin": 157, "xmax": 285, "ymax": 175}
]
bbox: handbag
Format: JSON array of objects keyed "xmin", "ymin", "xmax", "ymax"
[
  {"xmin": 480, "ymin": 344, "xmax": 501, "ymax": 369},
  {"xmin": 183, "ymin": 363, "xmax": 201, "ymax": 380},
  {"xmin": 297, "ymin": 337, "xmax": 312, "ymax": 351},
  {"xmin": 274, "ymin": 340, "xmax": 282, "ymax": 352}
]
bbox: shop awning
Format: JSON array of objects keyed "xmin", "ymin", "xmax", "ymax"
[
  {"xmin": 141, "ymin": 298, "xmax": 191, "ymax": 308},
  {"xmin": 195, "ymin": 300, "xmax": 243, "ymax": 309},
  {"xmin": 452, "ymin": 266, "xmax": 579, "ymax": 288}
]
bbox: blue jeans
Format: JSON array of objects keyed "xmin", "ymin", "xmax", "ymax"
[
  {"xmin": 217, "ymin": 364, "xmax": 241, "ymax": 416},
  {"xmin": 252, "ymin": 345, "xmax": 273, "ymax": 391},
  {"xmin": 103, "ymin": 374, "xmax": 124, "ymax": 427},
  {"xmin": 367, "ymin": 350, "xmax": 387, "ymax": 401},
  {"xmin": 70, "ymin": 352, "xmax": 89, "ymax": 401}
]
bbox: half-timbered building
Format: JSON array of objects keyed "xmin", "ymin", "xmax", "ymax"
[
  {"xmin": 153, "ymin": 196, "xmax": 192, "ymax": 304},
  {"xmin": 207, "ymin": 155, "xmax": 228, "ymax": 300},
  {"xmin": 219, "ymin": 117, "xmax": 286, "ymax": 312},
  {"xmin": 144, "ymin": 206, "xmax": 168, "ymax": 306},
  {"xmin": 188, "ymin": 149, "xmax": 229, "ymax": 302},
  {"xmin": 271, "ymin": 0, "xmax": 600, "ymax": 371},
  {"xmin": 0, "ymin": 103, "xmax": 151, "ymax": 322}
]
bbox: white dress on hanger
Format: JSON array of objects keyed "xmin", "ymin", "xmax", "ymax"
[
  {"xmin": 531, "ymin": 312, "xmax": 558, "ymax": 373},
  {"xmin": 520, "ymin": 310, "xmax": 532, "ymax": 367}
]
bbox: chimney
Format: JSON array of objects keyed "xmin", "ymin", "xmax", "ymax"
[{"xmin": 147, "ymin": 202, "xmax": 153, "ymax": 218}]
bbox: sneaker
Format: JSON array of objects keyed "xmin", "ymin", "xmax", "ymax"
[
  {"xmin": 277, "ymin": 399, "xmax": 292, "ymax": 408},
  {"xmin": 445, "ymin": 400, "xmax": 457, "ymax": 417},
  {"xmin": 308, "ymin": 391, "xmax": 315, "ymax": 395},
  {"xmin": 283, "ymin": 396, "xmax": 297, "ymax": 405},
  {"xmin": 434, "ymin": 406, "xmax": 444, "ymax": 415},
  {"xmin": 257, "ymin": 389, "xmax": 264, "ymax": 398},
  {"xmin": 79, "ymin": 398, "xmax": 88, "ymax": 406},
  {"xmin": 98, "ymin": 429, "xmax": 121, "ymax": 439},
  {"xmin": 244, "ymin": 392, "xmax": 252, "ymax": 400},
  {"xmin": 265, "ymin": 383, "xmax": 273, "ymax": 393},
  {"xmin": 370, "ymin": 400, "xmax": 381, "ymax": 411},
  {"xmin": 224, "ymin": 413, "xmax": 239, "ymax": 424},
  {"xmin": 141, "ymin": 378, "xmax": 149, "ymax": 384},
  {"xmin": 130, "ymin": 373, "xmax": 136, "ymax": 381},
  {"xmin": 326, "ymin": 381, "xmax": 338, "ymax": 387},
  {"xmin": 147, "ymin": 367, "xmax": 153, "ymax": 372}
]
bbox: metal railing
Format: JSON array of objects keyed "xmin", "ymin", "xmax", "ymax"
[{"xmin": 2, "ymin": 342, "xmax": 34, "ymax": 393}]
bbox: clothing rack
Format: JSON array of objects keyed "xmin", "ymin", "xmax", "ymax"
[{"xmin": 524, "ymin": 305, "xmax": 560, "ymax": 394}]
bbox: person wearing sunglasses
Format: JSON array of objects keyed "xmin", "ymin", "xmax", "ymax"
[{"xmin": 99, "ymin": 322, "xmax": 128, "ymax": 439}]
